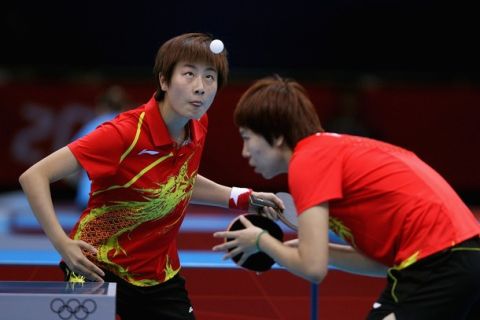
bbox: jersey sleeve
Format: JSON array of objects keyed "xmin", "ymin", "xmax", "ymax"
[
  {"xmin": 289, "ymin": 143, "xmax": 344, "ymax": 214},
  {"xmin": 68, "ymin": 121, "xmax": 126, "ymax": 180}
]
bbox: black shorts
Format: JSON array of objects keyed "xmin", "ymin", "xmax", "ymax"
[
  {"xmin": 60, "ymin": 262, "xmax": 195, "ymax": 320},
  {"xmin": 367, "ymin": 236, "xmax": 480, "ymax": 320}
]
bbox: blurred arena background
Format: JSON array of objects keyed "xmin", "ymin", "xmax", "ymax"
[{"xmin": 1, "ymin": 0, "xmax": 479, "ymax": 201}]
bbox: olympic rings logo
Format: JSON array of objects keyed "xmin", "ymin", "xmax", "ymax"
[{"xmin": 50, "ymin": 298, "xmax": 97, "ymax": 320}]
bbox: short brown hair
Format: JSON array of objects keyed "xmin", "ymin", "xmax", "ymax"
[
  {"xmin": 153, "ymin": 33, "xmax": 229, "ymax": 101},
  {"xmin": 234, "ymin": 75, "xmax": 323, "ymax": 149}
]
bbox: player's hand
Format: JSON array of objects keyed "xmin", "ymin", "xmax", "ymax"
[
  {"xmin": 213, "ymin": 215, "xmax": 264, "ymax": 265},
  {"xmin": 57, "ymin": 238, "xmax": 105, "ymax": 282},
  {"xmin": 249, "ymin": 191, "xmax": 284, "ymax": 220}
]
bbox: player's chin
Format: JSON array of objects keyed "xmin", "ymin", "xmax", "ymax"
[
  {"xmin": 185, "ymin": 106, "xmax": 207, "ymax": 119},
  {"xmin": 190, "ymin": 110, "xmax": 206, "ymax": 120},
  {"xmin": 256, "ymin": 168, "xmax": 277, "ymax": 180}
]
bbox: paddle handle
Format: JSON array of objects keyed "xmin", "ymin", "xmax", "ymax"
[{"xmin": 249, "ymin": 195, "xmax": 280, "ymax": 212}]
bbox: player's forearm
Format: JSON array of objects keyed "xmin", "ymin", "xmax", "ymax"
[
  {"xmin": 19, "ymin": 169, "xmax": 70, "ymax": 248},
  {"xmin": 259, "ymin": 234, "xmax": 328, "ymax": 283},
  {"xmin": 190, "ymin": 174, "xmax": 231, "ymax": 207},
  {"xmin": 328, "ymin": 243, "xmax": 387, "ymax": 277}
]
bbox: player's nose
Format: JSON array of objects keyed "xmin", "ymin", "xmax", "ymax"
[
  {"xmin": 241, "ymin": 143, "xmax": 250, "ymax": 158},
  {"xmin": 193, "ymin": 77, "xmax": 205, "ymax": 95}
]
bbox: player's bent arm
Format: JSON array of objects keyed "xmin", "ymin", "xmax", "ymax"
[
  {"xmin": 328, "ymin": 243, "xmax": 387, "ymax": 277},
  {"xmin": 259, "ymin": 204, "xmax": 330, "ymax": 283},
  {"xmin": 19, "ymin": 146, "xmax": 81, "ymax": 248},
  {"xmin": 191, "ymin": 175, "xmax": 283, "ymax": 213},
  {"xmin": 190, "ymin": 174, "xmax": 231, "ymax": 207},
  {"xmin": 19, "ymin": 146, "xmax": 105, "ymax": 281}
]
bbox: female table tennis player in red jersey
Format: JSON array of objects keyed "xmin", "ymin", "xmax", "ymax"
[
  {"xmin": 18, "ymin": 33, "xmax": 282, "ymax": 320},
  {"xmin": 213, "ymin": 75, "xmax": 480, "ymax": 319}
]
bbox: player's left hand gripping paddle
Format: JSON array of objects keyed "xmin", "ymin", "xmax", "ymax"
[{"xmin": 225, "ymin": 214, "xmax": 283, "ymax": 272}]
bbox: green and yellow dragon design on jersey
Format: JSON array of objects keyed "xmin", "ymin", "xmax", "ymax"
[
  {"xmin": 329, "ymin": 216, "xmax": 356, "ymax": 247},
  {"xmin": 73, "ymin": 154, "xmax": 195, "ymax": 286}
]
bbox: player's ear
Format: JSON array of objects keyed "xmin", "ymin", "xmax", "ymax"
[{"xmin": 159, "ymin": 74, "xmax": 168, "ymax": 91}]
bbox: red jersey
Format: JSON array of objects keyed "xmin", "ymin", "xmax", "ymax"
[
  {"xmin": 289, "ymin": 133, "xmax": 480, "ymax": 268},
  {"xmin": 68, "ymin": 95, "xmax": 207, "ymax": 286}
]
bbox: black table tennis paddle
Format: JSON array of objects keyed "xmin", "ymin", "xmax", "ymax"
[{"xmin": 226, "ymin": 214, "xmax": 284, "ymax": 272}]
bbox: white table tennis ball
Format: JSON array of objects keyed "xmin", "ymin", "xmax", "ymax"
[{"xmin": 209, "ymin": 39, "xmax": 224, "ymax": 54}]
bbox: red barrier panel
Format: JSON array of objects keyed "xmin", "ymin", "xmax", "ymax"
[
  {"xmin": 0, "ymin": 265, "xmax": 385, "ymax": 320},
  {"xmin": 1, "ymin": 81, "xmax": 479, "ymax": 195},
  {"xmin": 0, "ymin": 81, "xmax": 336, "ymax": 193},
  {"xmin": 360, "ymin": 86, "xmax": 480, "ymax": 190}
]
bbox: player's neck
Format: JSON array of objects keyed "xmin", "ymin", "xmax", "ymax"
[
  {"xmin": 281, "ymin": 147, "xmax": 293, "ymax": 172},
  {"xmin": 158, "ymin": 101, "xmax": 190, "ymax": 145},
  {"xmin": 172, "ymin": 124, "xmax": 190, "ymax": 145}
]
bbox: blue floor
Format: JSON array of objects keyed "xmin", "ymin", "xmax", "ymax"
[
  {"xmin": 0, "ymin": 190, "xmax": 346, "ymax": 268},
  {"xmin": 0, "ymin": 191, "xmax": 291, "ymax": 268}
]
